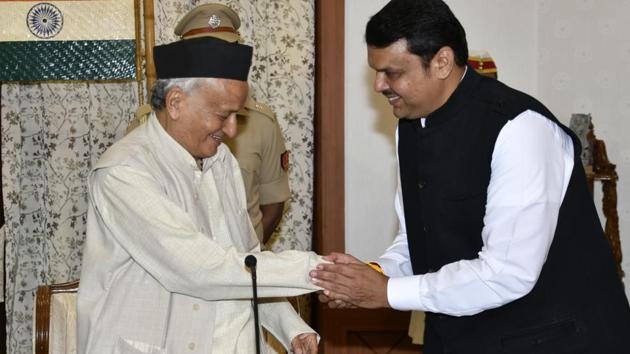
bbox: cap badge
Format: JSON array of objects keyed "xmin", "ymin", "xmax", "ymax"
[{"xmin": 208, "ymin": 14, "xmax": 221, "ymax": 29}]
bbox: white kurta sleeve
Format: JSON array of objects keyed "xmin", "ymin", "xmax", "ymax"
[
  {"xmin": 259, "ymin": 299, "xmax": 317, "ymax": 350},
  {"xmin": 385, "ymin": 110, "xmax": 574, "ymax": 316},
  {"xmin": 377, "ymin": 127, "xmax": 413, "ymax": 278},
  {"xmin": 90, "ymin": 165, "xmax": 321, "ymax": 301},
  {"xmin": 377, "ymin": 184, "xmax": 413, "ymax": 277}
]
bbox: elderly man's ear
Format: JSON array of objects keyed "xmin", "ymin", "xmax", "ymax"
[{"xmin": 165, "ymin": 87, "xmax": 185, "ymax": 120}]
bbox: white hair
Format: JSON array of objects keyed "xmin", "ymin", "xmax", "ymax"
[{"xmin": 150, "ymin": 78, "xmax": 214, "ymax": 110}]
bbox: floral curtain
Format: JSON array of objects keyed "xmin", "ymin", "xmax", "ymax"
[{"xmin": 1, "ymin": 1, "xmax": 315, "ymax": 353}]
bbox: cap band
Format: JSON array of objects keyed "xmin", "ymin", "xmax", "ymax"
[
  {"xmin": 182, "ymin": 26, "xmax": 238, "ymax": 39},
  {"xmin": 467, "ymin": 57, "xmax": 497, "ymax": 74}
]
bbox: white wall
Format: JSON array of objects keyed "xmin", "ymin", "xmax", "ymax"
[
  {"xmin": 344, "ymin": 0, "xmax": 630, "ymax": 295},
  {"xmin": 344, "ymin": 0, "xmax": 399, "ymax": 260},
  {"xmin": 445, "ymin": 0, "xmax": 539, "ymax": 95}
]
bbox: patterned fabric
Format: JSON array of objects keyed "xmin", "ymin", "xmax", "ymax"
[
  {"xmin": 1, "ymin": 1, "xmax": 315, "ymax": 353},
  {"xmin": 1, "ymin": 82, "xmax": 138, "ymax": 353}
]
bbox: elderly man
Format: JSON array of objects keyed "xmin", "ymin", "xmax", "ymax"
[
  {"xmin": 128, "ymin": 3, "xmax": 292, "ymax": 246},
  {"xmin": 78, "ymin": 37, "xmax": 319, "ymax": 354}
]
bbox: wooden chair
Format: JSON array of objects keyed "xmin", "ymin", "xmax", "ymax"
[
  {"xmin": 34, "ymin": 280, "xmax": 79, "ymax": 354},
  {"xmin": 585, "ymin": 126, "xmax": 623, "ymax": 278},
  {"xmin": 570, "ymin": 114, "xmax": 623, "ymax": 279}
]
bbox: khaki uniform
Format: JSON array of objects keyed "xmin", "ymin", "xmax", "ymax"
[
  {"xmin": 224, "ymin": 99, "xmax": 290, "ymax": 241},
  {"xmin": 125, "ymin": 104, "xmax": 151, "ymax": 134}
]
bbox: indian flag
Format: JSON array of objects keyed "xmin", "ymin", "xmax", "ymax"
[{"xmin": 0, "ymin": 0, "xmax": 137, "ymax": 81}]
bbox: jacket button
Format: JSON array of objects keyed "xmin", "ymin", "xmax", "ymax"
[{"xmin": 417, "ymin": 180, "xmax": 426, "ymax": 189}]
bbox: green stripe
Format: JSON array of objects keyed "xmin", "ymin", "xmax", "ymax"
[{"xmin": 0, "ymin": 40, "xmax": 136, "ymax": 81}]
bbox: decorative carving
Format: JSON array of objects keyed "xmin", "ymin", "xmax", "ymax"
[
  {"xmin": 569, "ymin": 113, "xmax": 594, "ymax": 167},
  {"xmin": 579, "ymin": 119, "xmax": 623, "ymax": 279}
]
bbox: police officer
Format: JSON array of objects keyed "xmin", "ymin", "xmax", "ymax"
[{"xmin": 129, "ymin": 3, "xmax": 291, "ymax": 246}]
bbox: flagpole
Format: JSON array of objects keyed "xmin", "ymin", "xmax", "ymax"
[
  {"xmin": 143, "ymin": 0, "xmax": 156, "ymax": 93},
  {"xmin": 134, "ymin": 0, "xmax": 144, "ymax": 105}
]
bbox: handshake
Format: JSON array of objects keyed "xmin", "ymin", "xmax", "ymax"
[{"xmin": 309, "ymin": 252, "xmax": 390, "ymax": 309}]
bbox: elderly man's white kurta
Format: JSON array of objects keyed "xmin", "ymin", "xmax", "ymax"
[{"xmin": 78, "ymin": 114, "xmax": 321, "ymax": 354}]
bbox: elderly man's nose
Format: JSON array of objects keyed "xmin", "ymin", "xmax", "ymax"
[{"xmin": 223, "ymin": 114, "xmax": 238, "ymax": 138}]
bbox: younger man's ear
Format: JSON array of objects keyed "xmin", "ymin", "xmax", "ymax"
[{"xmin": 431, "ymin": 46, "xmax": 456, "ymax": 80}]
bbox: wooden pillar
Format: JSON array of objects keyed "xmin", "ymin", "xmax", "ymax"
[
  {"xmin": 314, "ymin": 0, "xmax": 345, "ymax": 257},
  {"xmin": 134, "ymin": 0, "xmax": 144, "ymax": 104},
  {"xmin": 313, "ymin": 2, "xmax": 421, "ymax": 352},
  {"xmin": 314, "ymin": 0, "xmax": 345, "ymax": 352},
  {"xmin": 143, "ymin": 0, "xmax": 156, "ymax": 91}
]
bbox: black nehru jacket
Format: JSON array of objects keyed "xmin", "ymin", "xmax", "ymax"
[{"xmin": 397, "ymin": 68, "xmax": 630, "ymax": 353}]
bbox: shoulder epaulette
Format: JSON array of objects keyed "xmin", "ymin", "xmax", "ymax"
[
  {"xmin": 126, "ymin": 104, "xmax": 152, "ymax": 135},
  {"xmin": 241, "ymin": 98, "xmax": 276, "ymax": 122},
  {"xmin": 135, "ymin": 104, "xmax": 152, "ymax": 121}
]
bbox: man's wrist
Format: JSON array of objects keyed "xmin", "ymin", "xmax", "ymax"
[{"xmin": 367, "ymin": 261, "xmax": 385, "ymax": 274}]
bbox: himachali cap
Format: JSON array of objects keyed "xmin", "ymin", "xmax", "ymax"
[
  {"xmin": 153, "ymin": 36, "xmax": 252, "ymax": 81},
  {"xmin": 174, "ymin": 3, "xmax": 242, "ymax": 43},
  {"xmin": 467, "ymin": 50, "xmax": 498, "ymax": 78}
]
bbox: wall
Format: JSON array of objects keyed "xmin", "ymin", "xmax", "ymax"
[
  {"xmin": 345, "ymin": 0, "xmax": 399, "ymax": 260},
  {"xmin": 535, "ymin": 0, "xmax": 630, "ymax": 295},
  {"xmin": 345, "ymin": 0, "xmax": 630, "ymax": 296}
]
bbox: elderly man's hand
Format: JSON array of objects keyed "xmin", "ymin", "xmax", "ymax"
[
  {"xmin": 310, "ymin": 253, "xmax": 389, "ymax": 309},
  {"xmin": 317, "ymin": 291, "xmax": 357, "ymax": 309},
  {"xmin": 291, "ymin": 332, "xmax": 318, "ymax": 354}
]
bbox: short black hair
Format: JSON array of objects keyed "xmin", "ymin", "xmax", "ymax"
[{"xmin": 365, "ymin": 0, "xmax": 468, "ymax": 68}]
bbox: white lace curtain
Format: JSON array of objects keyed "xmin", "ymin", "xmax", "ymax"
[{"xmin": 1, "ymin": 1, "xmax": 315, "ymax": 353}]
